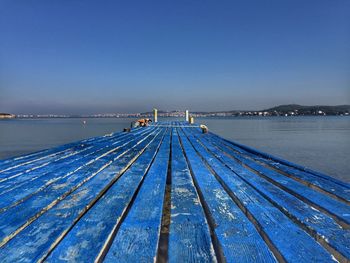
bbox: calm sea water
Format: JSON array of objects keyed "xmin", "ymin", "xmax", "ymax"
[{"xmin": 0, "ymin": 116, "xmax": 349, "ymax": 182}]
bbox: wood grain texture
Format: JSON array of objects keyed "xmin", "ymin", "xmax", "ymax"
[
  {"xmin": 186, "ymin": 128, "xmax": 350, "ymax": 262},
  {"xmin": 0, "ymin": 122, "xmax": 348, "ymax": 262},
  {"xmin": 212, "ymin": 137, "xmax": 350, "ymax": 203},
  {"xmin": 0, "ymin": 127, "xmax": 152, "ymax": 211},
  {"xmin": 168, "ymin": 130, "xmax": 217, "ymax": 263},
  {"xmin": 103, "ymin": 129, "xmax": 171, "ymax": 263},
  {"xmin": 178, "ymin": 129, "xmax": 277, "ymax": 263},
  {"xmin": 45, "ymin": 129, "xmax": 167, "ymax": 262},
  {"xmin": 182, "ymin": 127, "xmax": 336, "ymax": 263},
  {"xmin": 0, "ymin": 129, "xmax": 139, "ymax": 175},
  {"xmin": 0, "ymin": 127, "xmax": 160, "ymax": 262},
  {"xmin": 0, "ymin": 127, "xmax": 158, "ymax": 249},
  {"xmin": 209, "ymin": 132, "xmax": 350, "ymax": 189}
]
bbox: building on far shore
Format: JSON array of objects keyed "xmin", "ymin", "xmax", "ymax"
[{"xmin": 0, "ymin": 113, "xmax": 16, "ymax": 119}]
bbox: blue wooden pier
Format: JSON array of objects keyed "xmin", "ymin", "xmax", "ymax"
[{"xmin": 0, "ymin": 121, "xmax": 349, "ymax": 262}]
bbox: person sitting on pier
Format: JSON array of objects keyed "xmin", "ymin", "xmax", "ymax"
[{"xmin": 131, "ymin": 118, "xmax": 152, "ymax": 128}]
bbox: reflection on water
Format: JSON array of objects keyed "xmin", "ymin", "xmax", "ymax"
[{"xmin": 0, "ymin": 116, "xmax": 349, "ymax": 182}]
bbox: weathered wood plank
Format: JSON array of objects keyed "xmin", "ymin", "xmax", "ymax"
[
  {"xmin": 0, "ymin": 128, "xmax": 142, "ymax": 169},
  {"xmin": 210, "ymin": 133, "xmax": 350, "ymax": 204},
  {"xmin": 0, "ymin": 127, "xmax": 154, "ymax": 211},
  {"xmin": 0, "ymin": 127, "xmax": 144, "ymax": 182},
  {"xmin": 0, "ymin": 127, "xmax": 159, "ymax": 247},
  {"xmin": 0, "ymin": 122, "xmax": 348, "ymax": 262},
  {"xmin": 0, "ymin": 146, "xmax": 87, "ymax": 180},
  {"xmin": 103, "ymin": 129, "xmax": 171, "ymax": 262},
  {"xmin": 0, "ymin": 128, "xmax": 162, "ymax": 262},
  {"xmin": 178, "ymin": 129, "xmax": 277, "ymax": 263},
  {"xmin": 186, "ymin": 128, "xmax": 350, "ymax": 261},
  {"xmin": 168, "ymin": 129, "xmax": 217, "ymax": 263},
  {"xmin": 209, "ymin": 132, "xmax": 350, "ymax": 189},
  {"xmin": 205, "ymin": 135, "xmax": 350, "ymax": 227},
  {"xmin": 0, "ymin": 129, "xmax": 136, "ymax": 174},
  {"xmin": 43, "ymin": 128, "xmax": 168, "ymax": 262},
  {"xmin": 181, "ymin": 128, "xmax": 336, "ymax": 262}
]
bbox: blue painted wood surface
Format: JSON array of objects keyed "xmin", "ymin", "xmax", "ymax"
[
  {"xmin": 181, "ymin": 128, "xmax": 337, "ymax": 263},
  {"xmin": 0, "ymin": 129, "xmax": 150, "ymax": 210},
  {"xmin": 168, "ymin": 130, "xmax": 216, "ymax": 263},
  {"xmin": 104, "ymin": 128, "xmax": 171, "ymax": 262},
  {"xmin": 209, "ymin": 136, "xmax": 350, "ymax": 203},
  {"xmin": 0, "ymin": 128, "xmax": 161, "ymax": 262},
  {"xmin": 0, "ymin": 122, "xmax": 349, "ymax": 262},
  {"xmin": 177, "ymin": 129, "xmax": 276, "ymax": 263},
  {"xmin": 184, "ymin": 127, "xmax": 350, "ymax": 261},
  {"xmin": 0, "ymin": 127, "xmax": 159, "ymax": 246},
  {"xmin": 46, "ymin": 128, "xmax": 167, "ymax": 262},
  {"xmin": 207, "ymin": 139, "xmax": 350, "ymax": 227}
]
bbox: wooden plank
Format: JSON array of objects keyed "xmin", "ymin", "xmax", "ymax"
[
  {"xmin": 0, "ymin": 128, "xmax": 163, "ymax": 262},
  {"xmin": 205, "ymin": 134, "xmax": 350, "ymax": 227},
  {"xmin": 0, "ymin": 146, "xmax": 87, "ymax": 180},
  {"xmin": 0, "ymin": 127, "xmax": 154, "ymax": 211},
  {"xmin": 43, "ymin": 128, "xmax": 168, "ymax": 262},
  {"xmin": 186, "ymin": 128, "xmax": 350, "ymax": 262},
  {"xmin": 209, "ymin": 133, "xmax": 350, "ymax": 204},
  {"xmin": 0, "ymin": 129, "xmax": 134, "ymax": 174},
  {"xmin": 0, "ymin": 127, "xmax": 159, "ymax": 246},
  {"xmin": 256, "ymin": 159, "xmax": 350, "ymax": 203},
  {"xmin": 0, "ymin": 128, "xmax": 142, "ymax": 170},
  {"xmin": 0, "ymin": 127, "xmax": 144, "ymax": 182},
  {"xmin": 0, "ymin": 127, "xmax": 155, "ymax": 212},
  {"xmin": 178, "ymin": 129, "xmax": 277, "ymax": 263},
  {"xmin": 210, "ymin": 132, "xmax": 350, "ymax": 189},
  {"xmin": 167, "ymin": 129, "xmax": 217, "ymax": 263},
  {"xmin": 102, "ymin": 129, "xmax": 171, "ymax": 262},
  {"xmin": 180, "ymin": 128, "xmax": 336, "ymax": 262}
]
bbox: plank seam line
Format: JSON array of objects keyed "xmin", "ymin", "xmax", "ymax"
[
  {"xmin": 0, "ymin": 146, "xmax": 97, "ymax": 208},
  {"xmin": 40, "ymin": 128, "xmax": 164, "ymax": 262},
  {"xmin": 0, "ymin": 127, "xmax": 159, "ymax": 249},
  {"xmin": 216, "ymin": 145, "xmax": 350, "ymax": 230},
  {"xmin": 199, "ymin": 135, "xmax": 348, "ymax": 262},
  {"xmin": 0, "ymin": 148, "xmax": 77, "ymax": 174},
  {"xmin": 0, "ymin": 127, "xmax": 155, "ymax": 213},
  {"xmin": 93, "ymin": 128, "xmax": 167, "ymax": 263},
  {"xmin": 182, "ymin": 128, "xmax": 286, "ymax": 263},
  {"xmin": 177, "ymin": 128, "xmax": 226, "ymax": 263},
  {"xmin": 0, "ymin": 126, "xmax": 143, "ymax": 177},
  {"xmin": 156, "ymin": 129, "xmax": 172, "ymax": 263},
  {"xmin": 0, "ymin": 126, "xmax": 144, "ymax": 182},
  {"xmin": 194, "ymin": 129, "xmax": 350, "ymax": 230},
  {"xmin": 217, "ymin": 138, "xmax": 350, "ymax": 206},
  {"xmin": 215, "ymin": 133, "xmax": 350, "ymax": 189},
  {"xmin": 258, "ymin": 161, "xmax": 350, "ymax": 205}
]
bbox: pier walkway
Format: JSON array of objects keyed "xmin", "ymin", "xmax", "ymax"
[{"xmin": 0, "ymin": 122, "xmax": 349, "ymax": 262}]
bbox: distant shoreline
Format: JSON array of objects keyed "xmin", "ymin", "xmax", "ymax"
[
  {"xmin": 11, "ymin": 115, "xmax": 350, "ymax": 119},
  {"xmin": 4, "ymin": 104, "xmax": 350, "ymax": 119}
]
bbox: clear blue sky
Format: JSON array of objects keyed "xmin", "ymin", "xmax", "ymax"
[{"xmin": 1, "ymin": 0, "xmax": 349, "ymax": 114}]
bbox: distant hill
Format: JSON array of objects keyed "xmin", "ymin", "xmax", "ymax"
[{"xmin": 264, "ymin": 104, "xmax": 350, "ymax": 115}]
